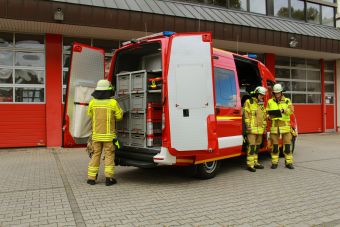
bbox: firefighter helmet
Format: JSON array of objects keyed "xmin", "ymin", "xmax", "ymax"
[
  {"xmin": 95, "ymin": 79, "xmax": 112, "ymax": 91},
  {"xmin": 254, "ymin": 86, "xmax": 267, "ymax": 95},
  {"xmin": 273, "ymin": 84, "xmax": 283, "ymax": 93}
]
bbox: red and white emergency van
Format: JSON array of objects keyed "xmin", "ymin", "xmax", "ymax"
[{"xmin": 63, "ymin": 32, "xmax": 278, "ymax": 178}]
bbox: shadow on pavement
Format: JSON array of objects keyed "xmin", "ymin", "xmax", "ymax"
[{"xmin": 116, "ymin": 152, "xmax": 272, "ymax": 184}]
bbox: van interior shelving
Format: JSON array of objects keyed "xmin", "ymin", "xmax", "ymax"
[{"xmin": 114, "ymin": 42, "xmax": 163, "ymax": 154}]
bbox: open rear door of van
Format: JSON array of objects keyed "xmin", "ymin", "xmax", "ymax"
[
  {"xmin": 63, "ymin": 43, "xmax": 105, "ymax": 147},
  {"xmin": 167, "ymin": 33, "xmax": 216, "ymax": 152}
]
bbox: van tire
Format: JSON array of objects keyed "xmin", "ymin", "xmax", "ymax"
[{"xmin": 196, "ymin": 160, "xmax": 221, "ymax": 179}]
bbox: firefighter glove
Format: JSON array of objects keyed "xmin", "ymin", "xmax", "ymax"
[{"xmin": 113, "ymin": 138, "xmax": 121, "ymax": 150}]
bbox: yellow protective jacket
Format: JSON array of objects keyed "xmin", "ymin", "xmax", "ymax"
[
  {"xmin": 243, "ymin": 97, "xmax": 267, "ymax": 135},
  {"xmin": 88, "ymin": 98, "xmax": 123, "ymax": 142},
  {"xmin": 266, "ymin": 95, "xmax": 294, "ymax": 134}
]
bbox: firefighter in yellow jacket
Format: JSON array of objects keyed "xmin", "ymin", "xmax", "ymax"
[
  {"xmin": 266, "ymin": 84, "xmax": 294, "ymax": 169},
  {"xmin": 244, "ymin": 86, "xmax": 267, "ymax": 172},
  {"xmin": 87, "ymin": 79, "xmax": 123, "ymax": 186}
]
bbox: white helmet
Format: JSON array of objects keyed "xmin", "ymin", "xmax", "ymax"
[
  {"xmin": 254, "ymin": 86, "xmax": 267, "ymax": 95},
  {"xmin": 273, "ymin": 84, "xmax": 283, "ymax": 93},
  {"xmin": 95, "ymin": 79, "xmax": 112, "ymax": 91}
]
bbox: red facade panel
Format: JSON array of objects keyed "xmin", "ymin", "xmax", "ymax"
[
  {"xmin": 326, "ymin": 105, "xmax": 335, "ymax": 130},
  {"xmin": 294, "ymin": 105, "xmax": 322, "ymax": 133},
  {"xmin": 46, "ymin": 34, "xmax": 62, "ymax": 147},
  {"xmin": 0, "ymin": 105, "xmax": 46, "ymax": 148},
  {"xmin": 265, "ymin": 53, "xmax": 275, "ymax": 77}
]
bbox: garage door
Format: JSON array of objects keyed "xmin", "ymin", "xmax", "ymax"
[{"xmin": 0, "ymin": 33, "xmax": 46, "ymax": 148}]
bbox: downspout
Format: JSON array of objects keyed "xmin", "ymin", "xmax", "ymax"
[
  {"xmin": 335, "ymin": 61, "xmax": 338, "ymax": 132},
  {"xmin": 321, "ymin": 59, "xmax": 325, "ymax": 133}
]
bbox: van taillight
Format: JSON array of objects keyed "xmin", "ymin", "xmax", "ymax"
[
  {"xmin": 73, "ymin": 45, "xmax": 82, "ymax": 52},
  {"xmin": 202, "ymin": 34, "xmax": 211, "ymax": 42}
]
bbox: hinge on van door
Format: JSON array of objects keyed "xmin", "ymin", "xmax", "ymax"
[{"xmin": 212, "ymin": 55, "xmax": 219, "ymax": 60}]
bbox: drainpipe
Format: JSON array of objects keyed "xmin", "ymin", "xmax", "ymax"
[{"xmin": 321, "ymin": 59, "xmax": 326, "ymax": 133}]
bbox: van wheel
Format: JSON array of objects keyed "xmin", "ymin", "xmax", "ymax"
[{"xmin": 196, "ymin": 160, "xmax": 221, "ymax": 179}]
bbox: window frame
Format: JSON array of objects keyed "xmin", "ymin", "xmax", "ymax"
[
  {"xmin": 324, "ymin": 61, "xmax": 335, "ymax": 104},
  {"xmin": 275, "ymin": 56, "xmax": 322, "ymax": 104},
  {"xmin": 0, "ymin": 33, "xmax": 46, "ymax": 104}
]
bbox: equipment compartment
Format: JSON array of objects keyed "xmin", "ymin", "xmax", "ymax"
[
  {"xmin": 130, "ymin": 113, "xmax": 146, "ymax": 134},
  {"xmin": 116, "ymin": 73, "xmax": 130, "ymax": 94},
  {"xmin": 113, "ymin": 42, "xmax": 163, "ymax": 150},
  {"xmin": 130, "ymin": 134, "xmax": 146, "ymax": 147}
]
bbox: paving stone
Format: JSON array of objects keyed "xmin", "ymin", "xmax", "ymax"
[{"xmin": 1, "ymin": 134, "xmax": 340, "ymax": 226}]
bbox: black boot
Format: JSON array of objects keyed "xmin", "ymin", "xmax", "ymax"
[
  {"xmin": 87, "ymin": 179, "xmax": 96, "ymax": 185},
  {"xmin": 254, "ymin": 163, "xmax": 264, "ymax": 169},
  {"xmin": 285, "ymin": 163, "xmax": 294, "ymax": 169},
  {"xmin": 105, "ymin": 177, "xmax": 117, "ymax": 186},
  {"xmin": 271, "ymin": 164, "xmax": 278, "ymax": 169},
  {"xmin": 247, "ymin": 166, "xmax": 256, "ymax": 172}
]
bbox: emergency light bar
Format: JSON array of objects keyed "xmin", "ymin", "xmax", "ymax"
[
  {"xmin": 122, "ymin": 31, "xmax": 175, "ymax": 46},
  {"xmin": 247, "ymin": 54, "xmax": 257, "ymax": 59}
]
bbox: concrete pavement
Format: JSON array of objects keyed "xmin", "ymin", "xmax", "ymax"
[{"xmin": 1, "ymin": 133, "xmax": 340, "ymax": 226}]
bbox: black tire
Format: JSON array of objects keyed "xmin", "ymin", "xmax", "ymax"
[{"xmin": 195, "ymin": 160, "xmax": 221, "ymax": 179}]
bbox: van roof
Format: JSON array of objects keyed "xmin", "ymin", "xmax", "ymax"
[{"xmin": 213, "ymin": 48, "xmax": 260, "ymax": 64}]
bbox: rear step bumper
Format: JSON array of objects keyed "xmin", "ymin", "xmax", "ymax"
[{"xmin": 115, "ymin": 146, "xmax": 160, "ymax": 168}]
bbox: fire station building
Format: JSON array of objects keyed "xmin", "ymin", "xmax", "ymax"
[{"xmin": 0, "ymin": 0, "xmax": 339, "ymax": 148}]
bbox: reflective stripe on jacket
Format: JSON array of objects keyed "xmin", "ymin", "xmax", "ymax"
[
  {"xmin": 243, "ymin": 97, "xmax": 267, "ymax": 135},
  {"xmin": 266, "ymin": 96, "xmax": 294, "ymax": 134},
  {"xmin": 88, "ymin": 98, "xmax": 123, "ymax": 142}
]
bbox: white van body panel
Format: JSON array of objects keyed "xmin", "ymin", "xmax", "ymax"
[
  {"xmin": 66, "ymin": 45, "xmax": 104, "ymax": 144},
  {"xmin": 167, "ymin": 35, "xmax": 214, "ymax": 151}
]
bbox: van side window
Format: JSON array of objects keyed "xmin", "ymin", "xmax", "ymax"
[{"xmin": 214, "ymin": 67, "xmax": 237, "ymax": 107}]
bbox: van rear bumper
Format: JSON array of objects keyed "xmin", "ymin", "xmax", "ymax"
[{"xmin": 115, "ymin": 146, "xmax": 160, "ymax": 168}]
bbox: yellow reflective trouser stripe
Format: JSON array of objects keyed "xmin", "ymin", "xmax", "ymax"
[
  {"xmin": 88, "ymin": 166, "xmax": 99, "ymax": 177},
  {"xmin": 270, "ymin": 126, "xmax": 290, "ymax": 134},
  {"xmin": 92, "ymin": 134, "xmax": 115, "ymax": 141},
  {"xmin": 105, "ymin": 165, "xmax": 114, "ymax": 175},
  {"xmin": 250, "ymin": 128, "xmax": 264, "ymax": 134}
]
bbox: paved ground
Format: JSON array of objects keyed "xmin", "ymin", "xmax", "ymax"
[{"xmin": 1, "ymin": 133, "xmax": 340, "ymax": 227}]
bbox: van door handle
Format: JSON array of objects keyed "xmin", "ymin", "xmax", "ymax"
[{"xmin": 233, "ymin": 110, "xmax": 240, "ymax": 114}]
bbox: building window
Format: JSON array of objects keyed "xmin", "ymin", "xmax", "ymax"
[
  {"xmin": 270, "ymin": 0, "xmax": 335, "ymax": 26},
  {"xmin": 274, "ymin": 0, "xmax": 305, "ymax": 20},
  {"xmin": 275, "ymin": 56, "xmax": 321, "ymax": 104},
  {"xmin": 290, "ymin": 0, "xmax": 305, "ymax": 21},
  {"xmin": 324, "ymin": 61, "xmax": 335, "ymax": 104},
  {"xmin": 249, "ymin": 0, "xmax": 266, "ymax": 14},
  {"xmin": 274, "ymin": 0, "xmax": 289, "ymax": 18},
  {"xmin": 321, "ymin": 5, "xmax": 334, "ymax": 26},
  {"xmin": 0, "ymin": 33, "xmax": 45, "ymax": 103},
  {"xmin": 62, "ymin": 37, "xmax": 120, "ymax": 103},
  {"xmin": 229, "ymin": 0, "xmax": 247, "ymax": 11},
  {"xmin": 306, "ymin": 2, "xmax": 320, "ymax": 24}
]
